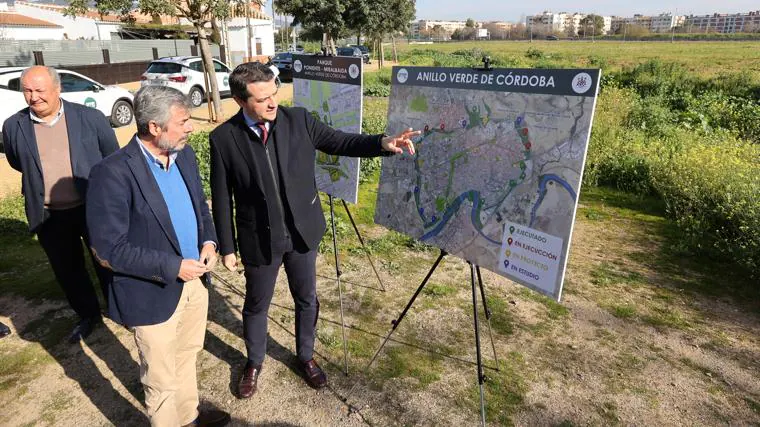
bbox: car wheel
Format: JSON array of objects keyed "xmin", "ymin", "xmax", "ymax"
[
  {"xmin": 110, "ymin": 100, "xmax": 133, "ymax": 127},
  {"xmin": 189, "ymin": 86, "xmax": 204, "ymax": 107}
]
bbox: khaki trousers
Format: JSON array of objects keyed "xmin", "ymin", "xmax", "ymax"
[{"xmin": 133, "ymin": 278, "xmax": 208, "ymax": 427}]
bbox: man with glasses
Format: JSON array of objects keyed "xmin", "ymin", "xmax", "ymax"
[{"xmin": 209, "ymin": 62, "xmax": 418, "ymax": 398}]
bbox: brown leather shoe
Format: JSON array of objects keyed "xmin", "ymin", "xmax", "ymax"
[
  {"xmin": 302, "ymin": 359, "xmax": 327, "ymax": 389},
  {"xmin": 238, "ymin": 363, "xmax": 261, "ymax": 399},
  {"xmin": 181, "ymin": 409, "xmax": 231, "ymax": 427}
]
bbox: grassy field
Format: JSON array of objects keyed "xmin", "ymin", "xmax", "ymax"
[{"xmin": 395, "ymin": 40, "xmax": 760, "ymax": 79}]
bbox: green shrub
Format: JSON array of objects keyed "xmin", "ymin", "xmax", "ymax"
[
  {"xmin": 0, "ymin": 195, "xmax": 28, "ymax": 236},
  {"xmin": 650, "ymin": 135, "xmax": 760, "ymax": 273},
  {"xmin": 363, "ymin": 69, "xmax": 392, "ymax": 97},
  {"xmin": 359, "ymin": 157, "xmax": 382, "ymax": 183},
  {"xmin": 363, "ymin": 83, "xmax": 390, "ymax": 97},
  {"xmin": 616, "ymin": 60, "xmax": 698, "ymax": 99},
  {"xmin": 625, "ymin": 96, "xmax": 678, "ymax": 137},
  {"xmin": 187, "ymin": 131, "xmax": 211, "ymax": 197},
  {"xmin": 586, "ymin": 84, "xmax": 760, "ymax": 273},
  {"xmin": 525, "ymin": 48, "xmax": 545, "ymax": 59}
]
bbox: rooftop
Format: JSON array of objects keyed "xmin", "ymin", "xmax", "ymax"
[{"xmin": 0, "ymin": 12, "xmax": 61, "ymax": 27}]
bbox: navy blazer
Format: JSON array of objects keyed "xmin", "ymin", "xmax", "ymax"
[
  {"xmin": 2, "ymin": 100, "xmax": 119, "ymax": 232},
  {"xmin": 86, "ymin": 137, "xmax": 217, "ymax": 327}
]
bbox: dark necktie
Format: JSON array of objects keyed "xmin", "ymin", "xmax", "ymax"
[{"xmin": 256, "ymin": 122, "xmax": 268, "ymax": 145}]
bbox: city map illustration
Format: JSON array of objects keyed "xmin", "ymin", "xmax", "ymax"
[
  {"xmin": 293, "ymin": 57, "xmax": 362, "ymax": 203},
  {"xmin": 375, "ymin": 67, "xmax": 600, "ymax": 299}
]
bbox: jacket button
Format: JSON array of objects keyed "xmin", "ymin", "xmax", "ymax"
[{"xmin": 266, "ymin": 226, "xmax": 270, "ymax": 230}]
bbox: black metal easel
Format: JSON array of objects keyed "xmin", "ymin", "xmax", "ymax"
[
  {"xmin": 343, "ymin": 250, "xmax": 500, "ymax": 426},
  {"xmin": 326, "ymin": 194, "xmax": 388, "ymax": 376}
]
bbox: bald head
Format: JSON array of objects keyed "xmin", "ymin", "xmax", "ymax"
[{"xmin": 21, "ymin": 66, "xmax": 61, "ymax": 121}]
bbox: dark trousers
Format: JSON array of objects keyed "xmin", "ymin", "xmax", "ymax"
[
  {"xmin": 242, "ymin": 249, "xmax": 319, "ymax": 366},
  {"xmin": 36, "ymin": 205, "xmax": 111, "ymax": 319}
]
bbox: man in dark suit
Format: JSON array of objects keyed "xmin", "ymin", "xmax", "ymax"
[
  {"xmin": 2, "ymin": 66, "xmax": 117, "ymax": 343},
  {"xmin": 209, "ymin": 62, "xmax": 418, "ymax": 398},
  {"xmin": 87, "ymin": 86, "xmax": 229, "ymax": 427}
]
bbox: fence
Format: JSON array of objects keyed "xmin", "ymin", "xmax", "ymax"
[
  {"xmin": 0, "ymin": 39, "xmax": 223, "ymax": 84},
  {"xmin": 0, "ymin": 39, "xmax": 221, "ymax": 67}
]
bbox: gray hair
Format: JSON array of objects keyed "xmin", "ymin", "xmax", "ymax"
[
  {"xmin": 20, "ymin": 66, "xmax": 60, "ymax": 88},
  {"xmin": 134, "ymin": 86, "xmax": 192, "ymax": 136}
]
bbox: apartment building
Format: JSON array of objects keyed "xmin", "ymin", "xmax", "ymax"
[
  {"xmin": 526, "ymin": 11, "xmax": 567, "ymax": 33},
  {"xmin": 685, "ymin": 11, "xmax": 760, "ymax": 33},
  {"xmin": 410, "ymin": 20, "xmax": 474, "ymax": 39},
  {"xmin": 526, "ymin": 11, "xmax": 612, "ymax": 35}
]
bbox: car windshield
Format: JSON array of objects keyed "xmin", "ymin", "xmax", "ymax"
[
  {"xmin": 337, "ymin": 48, "xmax": 355, "ymax": 56},
  {"xmin": 274, "ymin": 53, "xmax": 292, "ymax": 60},
  {"xmin": 356, "ymin": 46, "xmax": 368, "ymax": 54},
  {"xmin": 146, "ymin": 62, "xmax": 183, "ymax": 74}
]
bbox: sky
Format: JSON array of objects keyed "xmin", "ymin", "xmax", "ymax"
[{"xmin": 414, "ymin": 0, "xmax": 760, "ymax": 22}]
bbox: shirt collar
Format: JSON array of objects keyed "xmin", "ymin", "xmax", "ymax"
[
  {"xmin": 242, "ymin": 110, "xmax": 269, "ymax": 131},
  {"xmin": 29, "ymin": 99, "xmax": 65, "ymax": 127},
  {"xmin": 136, "ymin": 136, "xmax": 178, "ymax": 171}
]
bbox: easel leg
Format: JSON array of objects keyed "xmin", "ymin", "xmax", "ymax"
[
  {"xmin": 329, "ymin": 195, "xmax": 349, "ymax": 376},
  {"xmin": 476, "ymin": 266, "xmax": 500, "ymax": 370},
  {"xmin": 341, "ymin": 199, "xmax": 386, "ymax": 291},
  {"xmin": 470, "ymin": 263, "xmax": 487, "ymax": 427},
  {"xmin": 343, "ymin": 250, "xmax": 447, "ymax": 401}
]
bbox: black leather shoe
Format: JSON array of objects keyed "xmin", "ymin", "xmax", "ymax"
[
  {"xmin": 238, "ymin": 362, "xmax": 261, "ymax": 399},
  {"xmin": 0, "ymin": 321, "xmax": 10, "ymax": 339},
  {"xmin": 69, "ymin": 316, "xmax": 101, "ymax": 344},
  {"xmin": 302, "ymin": 359, "xmax": 327, "ymax": 389},
  {"xmin": 181, "ymin": 409, "xmax": 231, "ymax": 427}
]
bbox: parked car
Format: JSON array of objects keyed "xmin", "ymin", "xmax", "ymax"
[
  {"xmin": 546, "ymin": 35, "xmax": 559, "ymax": 40},
  {"xmin": 349, "ymin": 45, "xmax": 371, "ymax": 64},
  {"xmin": 336, "ymin": 46, "xmax": 367, "ymax": 64},
  {"xmin": 271, "ymin": 52, "xmax": 294, "ymax": 82},
  {"xmin": 140, "ymin": 56, "xmax": 232, "ymax": 108},
  {"xmin": 0, "ymin": 67, "xmax": 134, "ymax": 128}
]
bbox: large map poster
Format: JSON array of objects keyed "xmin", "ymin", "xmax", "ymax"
[
  {"xmin": 293, "ymin": 54, "xmax": 363, "ymax": 204},
  {"xmin": 375, "ymin": 67, "xmax": 601, "ymax": 300}
]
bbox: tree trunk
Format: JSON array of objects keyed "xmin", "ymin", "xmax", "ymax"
[
  {"xmin": 196, "ymin": 23, "xmax": 223, "ymax": 122},
  {"xmin": 245, "ymin": 2, "xmax": 253, "ymax": 59},
  {"xmin": 326, "ymin": 32, "xmax": 337, "ymax": 56},
  {"xmin": 391, "ymin": 35, "xmax": 398, "ymax": 63},
  {"xmin": 375, "ymin": 39, "xmax": 380, "ymax": 69},
  {"xmin": 379, "ymin": 38, "xmax": 385, "ymax": 68}
]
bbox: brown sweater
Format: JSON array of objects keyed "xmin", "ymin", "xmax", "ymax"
[{"xmin": 34, "ymin": 113, "xmax": 82, "ymax": 209}]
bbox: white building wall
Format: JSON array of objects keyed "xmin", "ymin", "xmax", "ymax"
[
  {"xmin": 227, "ymin": 18, "xmax": 275, "ymax": 65},
  {"xmin": 0, "ymin": 25, "xmax": 64, "ymax": 40},
  {"xmin": 94, "ymin": 22, "xmax": 121, "ymax": 40},
  {"xmin": 602, "ymin": 16, "xmax": 612, "ymax": 34},
  {"xmin": 13, "ymin": 3, "xmax": 119, "ymax": 40}
]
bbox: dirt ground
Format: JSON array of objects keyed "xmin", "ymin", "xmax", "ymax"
[{"xmin": 0, "ymin": 190, "xmax": 759, "ymax": 426}]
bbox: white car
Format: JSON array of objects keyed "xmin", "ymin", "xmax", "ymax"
[
  {"xmin": 140, "ymin": 56, "xmax": 232, "ymax": 108},
  {"xmin": 0, "ymin": 67, "xmax": 134, "ymax": 128}
]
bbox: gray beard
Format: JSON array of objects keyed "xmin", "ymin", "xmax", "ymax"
[{"xmin": 157, "ymin": 134, "xmax": 184, "ymax": 153}]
